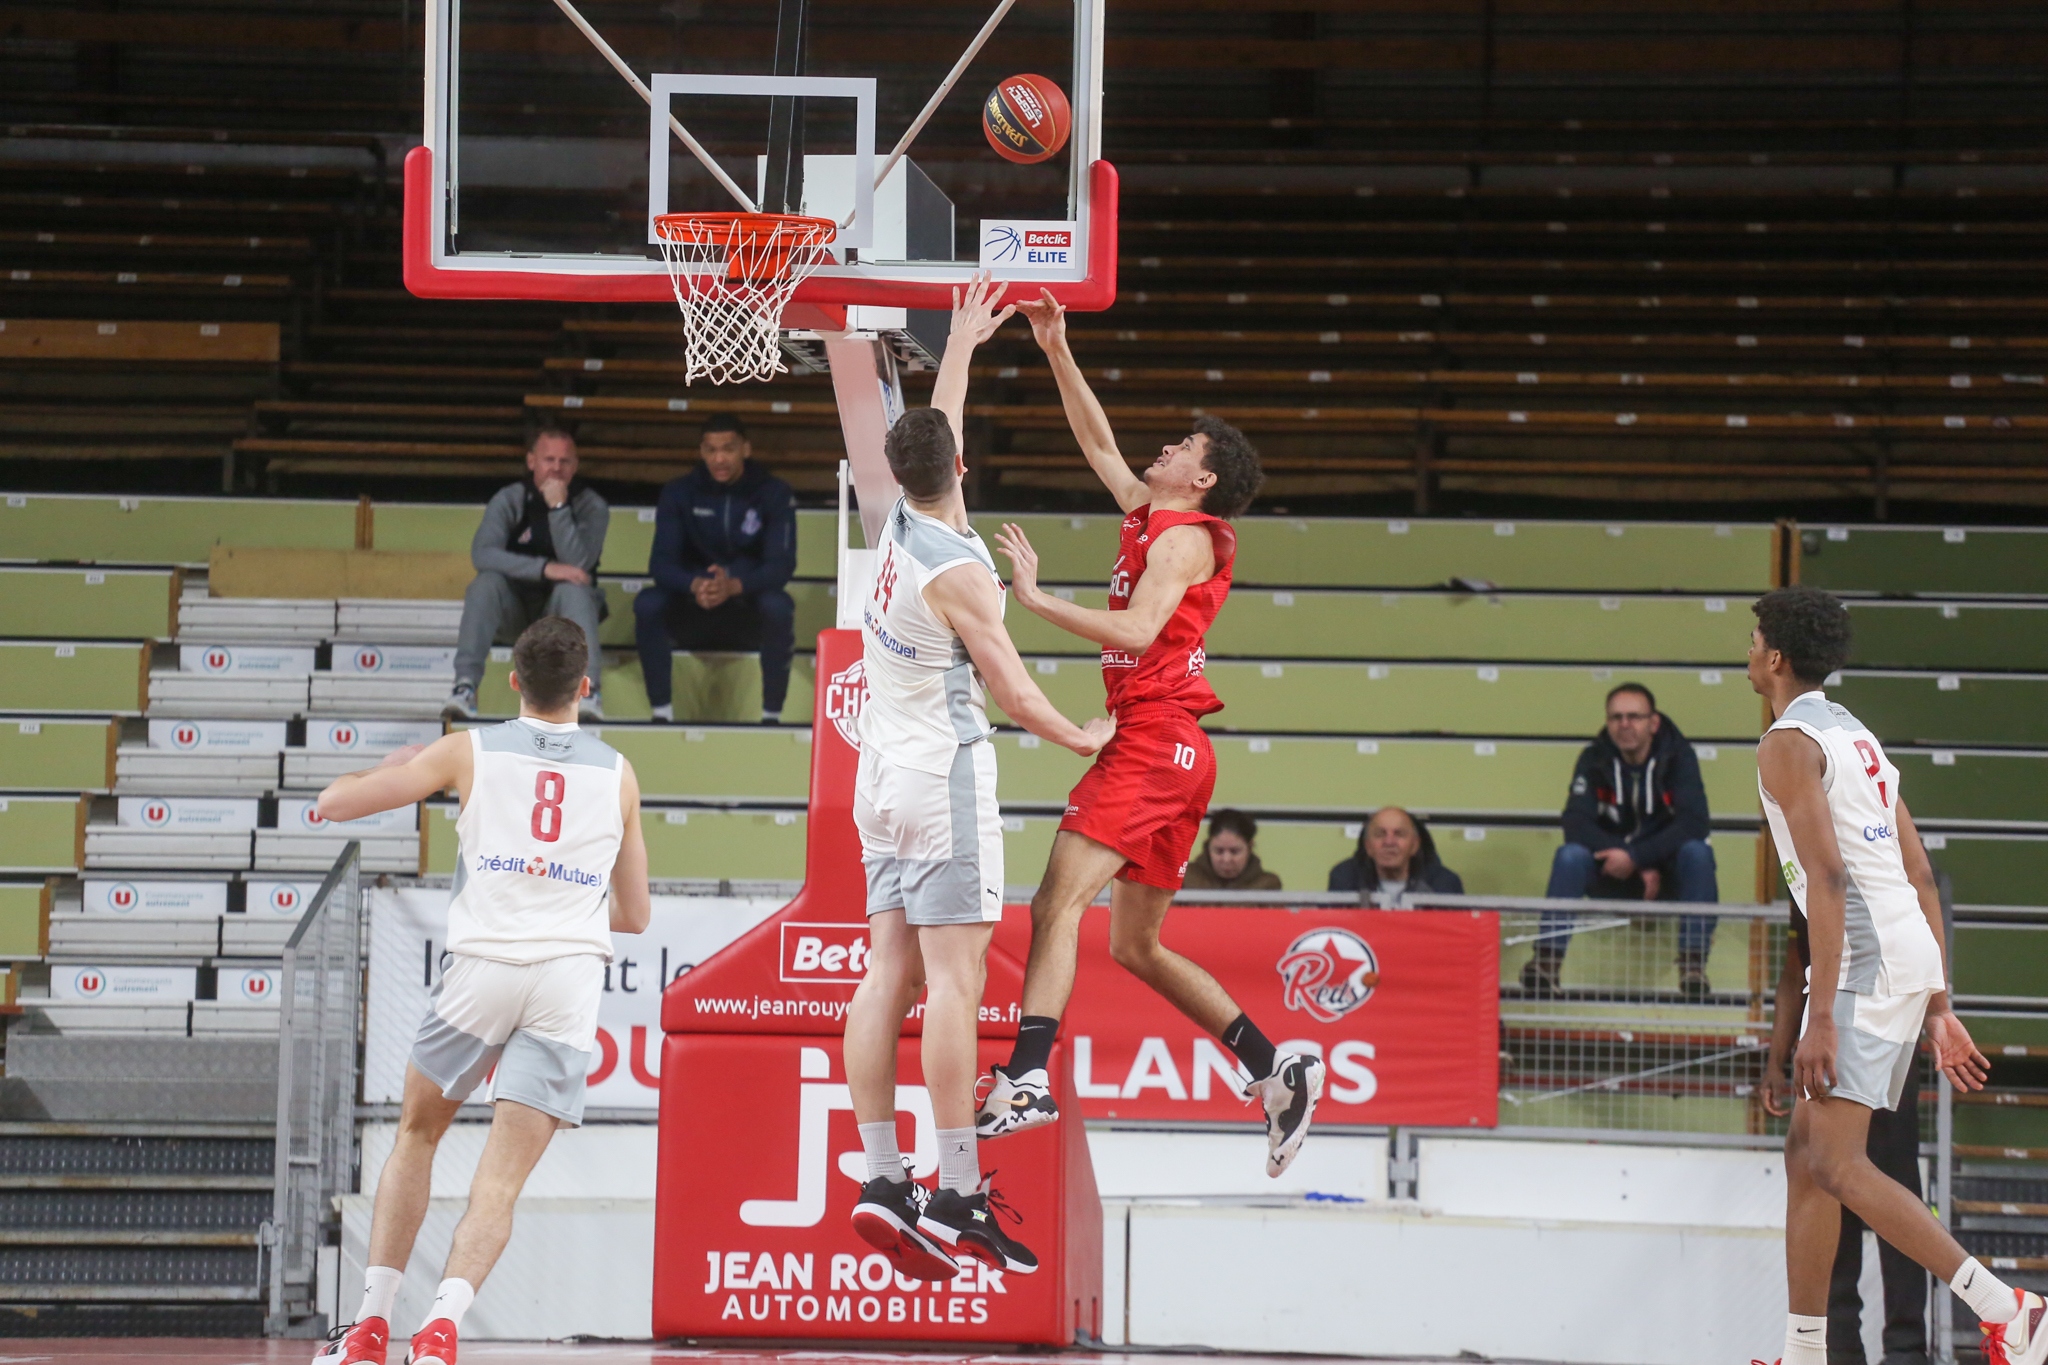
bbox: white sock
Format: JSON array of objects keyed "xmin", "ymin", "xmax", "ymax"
[
  {"xmin": 1952, "ymin": 1257, "xmax": 2018, "ymax": 1324},
  {"xmin": 857, "ymin": 1120, "xmax": 902, "ymax": 1182},
  {"xmin": 937, "ymin": 1126, "xmax": 979, "ymax": 1196},
  {"xmin": 356, "ymin": 1265, "xmax": 402, "ymax": 1324},
  {"xmin": 426, "ymin": 1277, "xmax": 475, "ymax": 1332},
  {"xmin": 761, "ymin": 710, "xmax": 778, "ymax": 724},
  {"xmin": 650, "ymin": 704, "xmax": 673, "ymax": 722},
  {"xmin": 1782, "ymin": 1312, "xmax": 1827, "ymax": 1364}
]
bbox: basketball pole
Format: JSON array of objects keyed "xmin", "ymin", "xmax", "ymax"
[{"xmin": 545, "ymin": 0, "xmax": 760, "ymax": 213}]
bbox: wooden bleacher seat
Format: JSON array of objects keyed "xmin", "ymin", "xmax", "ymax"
[{"xmin": 0, "ymin": 318, "xmax": 277, "ymax": 366}]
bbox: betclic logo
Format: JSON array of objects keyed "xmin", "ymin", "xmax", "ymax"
[{"xmin": 779, "ymin": 923, "xmax": 871, "ymax": 984}]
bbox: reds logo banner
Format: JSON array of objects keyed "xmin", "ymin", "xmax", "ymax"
[{"xmin": 1278, "ymin": 927, "xmax": 1379, "ymax": 1022}]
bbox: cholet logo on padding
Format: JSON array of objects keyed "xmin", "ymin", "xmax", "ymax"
[
  {"xmin": 823, "ymin": 660, "xmax": 868, "ymax": 751},
  {"xmin": 1277, "ymin": 928, "xmax": 1380, "ymax": 1022}
]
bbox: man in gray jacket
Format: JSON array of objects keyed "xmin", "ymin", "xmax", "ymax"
[{"xmin": 443, "ymin": 430, "xmax": 609, "ymax": 721}]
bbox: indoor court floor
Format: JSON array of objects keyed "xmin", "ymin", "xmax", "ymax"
[{"xmin": 0, "ymin": 1345, "xmax": 1476, "ymax": 1365}]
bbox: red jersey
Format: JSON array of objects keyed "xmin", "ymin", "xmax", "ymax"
[{"xmin": 1099, "ymin": 504, "xmax": 1235, "ymax": 718}]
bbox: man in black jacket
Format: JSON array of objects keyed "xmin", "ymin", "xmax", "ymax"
[
  {"xmin": 1525, "ymin": 683, "xmax": 1720, "ymax": 998},
  {"xmin": 1328, "ymin": 807, "xmax": 1466, "ymax": 906},
  {"xmin": 634, "ymin": 416, "xmax": 798, "ymax": 724}
]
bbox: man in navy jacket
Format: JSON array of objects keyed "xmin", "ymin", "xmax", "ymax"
[
  {"xmin": 635, "ymin": 416, "xmax": 797, "ymax": 723},
  {"xmin": 1525, "ymin": 683, "xmax": 1721, "ymax": 999}
]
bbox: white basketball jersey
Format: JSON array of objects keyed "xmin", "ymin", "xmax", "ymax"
[
  {"xmin": 858, "ymin": 497, "xmax": 1004, "ymax": 777},
  {"xmin": 448, "ymin": 717, "xmax": 624, "ymax": 964},
  {"xmin": 1759, "ymin": 691, "xmax": 1944, "ymax": 996}
]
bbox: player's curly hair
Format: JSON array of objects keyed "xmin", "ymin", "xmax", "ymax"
[
  {"xmin": 1193, "ymin": 416, "xmax": 1263, "ymax": 519},
  {"xmin": 1751, "ymin": 585, "xmax": 1853, "ymax": 685}
]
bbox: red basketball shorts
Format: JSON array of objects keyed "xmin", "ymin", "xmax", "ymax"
[{"xmin": 1058, "ymin": 704, "xmax": 1216, "ymax": 890}]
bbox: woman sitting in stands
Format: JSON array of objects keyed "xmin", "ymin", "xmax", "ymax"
[
  {"xmin": 1182, "ymin": 809, "xmax": 1283, "ymax": 891},
  {"xmin": 1327, "ymin": 806, "xmax": 1465, "ymax": 906}
]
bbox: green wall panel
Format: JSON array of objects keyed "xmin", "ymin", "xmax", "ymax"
[
  {"xmin": 1951, "ymin": 925, "xmax": 2048, "ymax": 1000},
  {"xmin": 1833, "ymin": 673, "xmax": 2048, "ymax": 748},
  {"xmin": 1890, "ymin": 751, "xmax": 2048, "ymax": 825},
  {"xmin": 0, "ymin": 798, "xmax": 79, "ymax": 873},
  {"xmin": 0, "ymin": 644, "xmax": 146, "ymax": 714},
  {"xmin": 1847, "ymin": 602, "xmax": 2048, "ymax": 671},
  {"xmin": 1928, "ymin": 834, "xmax": 2048, "ymax": 908},
  {"xmin": 0, "ymin": 881, "xmax": 46, "ymax": 958},
  {"xmin": 0, "ymin": 495, "xmax": 356, "ymax": 565},
  {"xmin": 0, "ymin": 719, "xmax": 112, "ymax": 792},
  {"xmin": 1800, "ymin": 525, "xmax": 2048, "ymax": 597},
  {"xmin": 0, "ymin": 570, "xmax": 173, "ymax": 640}
]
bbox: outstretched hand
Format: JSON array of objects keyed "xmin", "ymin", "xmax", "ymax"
[
  {"xmin": 949, "ymin": 270, "xmax": 1016, "ymax": 349},
  {"xmin": 1926, "ymin": 1009, "xmax": 1991, "ymax": 1092},
  {"xmin": 993, "ymin": 522, "xmax": 1041, "ymax": 605},
  {"xmin": 1015, "ymin": 287, "xmax": 1068, "ymax": 353}
]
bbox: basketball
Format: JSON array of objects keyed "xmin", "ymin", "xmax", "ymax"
[{"xmin": 982, "ymin": 73, "xmax": 1071, "ymax": 165}]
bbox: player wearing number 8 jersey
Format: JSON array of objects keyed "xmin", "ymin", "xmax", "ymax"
[
  {"xmin": 975, "ymin": 289, "xmax": 1326, "ymax": 1180},
  {"xmin": 309, "ymin": 617, "xmax": 651, "ymax": 1365},
  {"xmin": 1747, "ymin": 587, "xmax": 2039, "ymax": 1365}
]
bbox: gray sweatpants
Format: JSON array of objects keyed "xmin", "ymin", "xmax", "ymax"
[{"xmin": 452, "ymin": 571, "xmax": 605, "ymax": 691}]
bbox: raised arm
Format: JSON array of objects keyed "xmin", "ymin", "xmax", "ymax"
[
  {"xmin": 994, "ymin": 521, "xmax": 1213, "ymax": 654},
  {"xmin": 930, "ymin": 272, "xmax": 1016, "ymax": 454},
  {"xmin": 316, "ymin": 730, "xmax": 472, "ymax": 823},
  {"xmin": 1896, "ymin": 798, "xmax": 1989, "ymax": 1091},
  {"xmin": 610, "ymin": 758, "xmax": 652, "ymax": 935},
  {"xmin": 1016, "ymin": 289, "xmax": 1147, "ymax": 513},
  {"xmin": 922, "ymin": 562, "xmax": 1112, "ymax": 758}
]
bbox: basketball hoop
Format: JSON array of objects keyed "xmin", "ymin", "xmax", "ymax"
[{"xmin": 653, "ymin": 211, "xmax": 838, "ymax": 385}]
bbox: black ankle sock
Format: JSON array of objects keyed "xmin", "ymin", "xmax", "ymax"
[
  {"xmin": 1221, "ymin": 1013, "xmax": 1277, "ymax": 1080},
  {"xmin": 1009, "ymin": 1016, "xmax": 1060, "ymax": 1075}
]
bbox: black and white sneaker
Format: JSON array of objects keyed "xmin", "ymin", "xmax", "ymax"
[
  {"xmin": 917, "ymin": 1176, "xmax": 1037, "ymax": 1275},
  {"xmin": 974, "ymin": 1063, "xmax": 1058, "ymax": 1140},
  {"xmin": 440, "ymin": 683, "xmax": 478, "ymax": 724},
  {"xmin": 1246, "ymin": 1052, "xmax": 1326, "ymax": 1178},
  {"xmin": 850, "ymin": 1167, "xmax": 958, "ymax": 1283}
]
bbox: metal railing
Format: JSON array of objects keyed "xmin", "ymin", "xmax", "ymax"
[{"xmin": 264, "ymin": 841, "xmax": 365, "ymax": 1337}]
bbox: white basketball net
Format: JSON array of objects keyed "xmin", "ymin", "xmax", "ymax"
[{"xmin": 654, "ymin": 213, "xmax": 837, "ymax": 386}]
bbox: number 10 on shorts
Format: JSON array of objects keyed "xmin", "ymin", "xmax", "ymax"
[{"xmin": 1171, "ymin": 743, "xmax": 1197, "ymax": 771}]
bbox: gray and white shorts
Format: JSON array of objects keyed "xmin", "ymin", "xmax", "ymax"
[
  {"xmin": 1803, "ymin": 987, "xmax": 1935, "ymax": 1111},
  {"xmin": 853, "ymin": 740, "xmax": 1004, "ymax": 927},
  {"xmin": 412, "ymin": 952, "xmax": 606, "ymax": 1127}
]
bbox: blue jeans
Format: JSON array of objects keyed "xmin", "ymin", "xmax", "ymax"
[
  {"xmin": 634, "ymin": 584, "xmax": 796, "ymax": 713},
  {"xmin": 1538, "ymin": 839, "xmax": 1719, "ymax": 960}
]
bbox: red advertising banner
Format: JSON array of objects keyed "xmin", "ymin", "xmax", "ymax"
[
  {"xmin": 1004, "ymin": 906, "xmax": 1500, "ymax": 1129},
  {"xmin": 652, "ymin": 1035, "xmax": 1101, "ymax": 1344}
]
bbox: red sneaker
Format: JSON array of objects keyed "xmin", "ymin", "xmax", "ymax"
[
  {"xmin": 312, "ymin": 1318, "xmax": 388, "ymax": 1365},
  {"xmin": 407, "ymin": 1318, "xmax": 458, "ymax": 1365}
]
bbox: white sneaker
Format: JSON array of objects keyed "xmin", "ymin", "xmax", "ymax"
[
  {"xmin": 1246, "ymin": 1052, "xmax": 1325, "ymax": 1178},
  {"xmin": 439, "ymin": 684, "xmax": 477, "ymax": 723},
  {"xmin": 974, "ymin": 1063, "xmax": 1058, "ymax": 1140},
  {"xmin": 1984, "ymin": 1289, "xmax": 2048, "ymax": 1365}
]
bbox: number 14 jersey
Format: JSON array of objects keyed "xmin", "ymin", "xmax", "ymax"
[
  {"xmin": 1758, "ymin": 691, "xmax": 1943, "ymax": 996},
  {"xmin": 449, "ymin": 717, "xmax": 624, "ymax": 964}
]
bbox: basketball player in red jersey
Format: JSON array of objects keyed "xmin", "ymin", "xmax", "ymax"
[{"xmin": 975, "ymin": 289, "xmax": 1325, "ymax": 1177}]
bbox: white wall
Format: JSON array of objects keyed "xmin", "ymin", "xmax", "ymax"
[{"xmin": 343, "ymin": 1122, "xmax": 1811, "ymax": 1361}]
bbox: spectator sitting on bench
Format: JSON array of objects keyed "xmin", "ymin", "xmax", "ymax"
[
  {"xmin": 1182, "ymin": 809, "xmax": 1283, "ymax": 891},
  {"xmin": 1523, "ymin": 682, "xmax": 1719, "ymax": 1000},
  {"xmin": 635, "ymin": 416, "xmax": 797, "ymax": 725},
  {"xmin": 1327, "ymin": 806, "xmax": 1465, "ymax": 906},
  {"xmin": 445, "ymin": 428, "xmax": 609, "ymax": 722}
]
